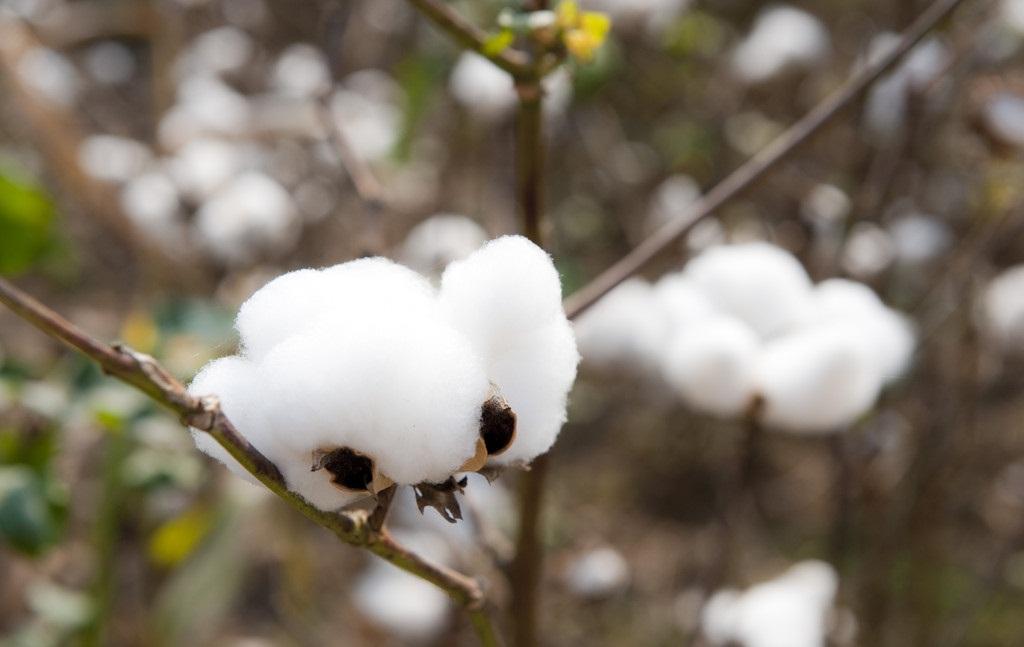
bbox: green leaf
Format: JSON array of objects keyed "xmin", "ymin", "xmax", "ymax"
[
  {"xmin": 0, "ymin": 466, "xmax": 60, "ymax": 555},
  {"xmin": 0, "ymin": 170, "xmax": 57, "ymax": 276}
]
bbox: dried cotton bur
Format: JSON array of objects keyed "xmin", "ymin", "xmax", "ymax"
[{"xmin": 188, "ymin": 236, "xmax": 578, "ymax": 521}]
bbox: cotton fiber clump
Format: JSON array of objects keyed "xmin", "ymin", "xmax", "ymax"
[
  {"xmin": 398, "ymin": 214, "xmax": 489, "ymax": 278},
  {"xmin": 702, "ymin": 560, "xmax": 839, "ymax": 647},
  {"xmin": 449, "ymin": 52, "xmax": 572, "ymax": 122},
  {"xmin": 982, "ymin": 264, "xmax": 1024, "ymax": 351},
  {"xmin": 731, "ymin": 6, "xmax": 829, "ymax": 84},
  {"xmin": 576, "ymin": 242, "xmax": 915, "ymax": 433},
  {"xmin": 189, "ymin": 236, "xmax": 578, "ymax": 509}
]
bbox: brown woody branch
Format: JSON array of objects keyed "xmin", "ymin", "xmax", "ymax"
[{"xmin": 0, "ymin": 277, "xmax": 498, "ymax": 645}]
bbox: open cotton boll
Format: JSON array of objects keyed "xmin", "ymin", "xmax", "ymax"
[
  {"xmin": 983, "ymin": 265, "xmax": 1024, "ymax": 351},
  {"xmin": 270, "ymin": 43, "xmax": 331, "ymax": 98},
  {"xmin": 731, "ymin": 6, "xmax": 829, "ymax": 84},
  {"xmin": 662, "ymin": 317, "xmax": 759, "ymax": 417},
  {"xmin": 440, "ymin": 236, "xmax": 565, "ymax": 352},
  {"xmin": 684, "ymin": 243, "xmax": 813, "ymax": 339},
  {"xmin": 652, "ymin": 273, "xmax": 716, "ymax": 329},
  {"xmin": 354, "ymin": 562, "xmax": 450, "ymax": 643},
  {"xmin": 645, "ymin": 174, "xmax": 702, "ymax": 233},
  {"xmin": 329, "ymin": 80, "xmax": 401, "ymax": 162},
  {"xmin": 257, "ymin": 303, "xmax": 489, "ymax": 486},
  {"xmin": 120, "ymin": 171, "xmax": 185, "ymax": 246},
  {"xmin": 16, "ymin": 47, "xmax": 81, "ymax": 107},
  {"xmin": 574, "ymin": 278, "xmax": 671, "ymax": 370},
  {"xmin": 755, "ymin": 324, "xmax": 883, "ymax": 433},
  {"xmin": 398, "ymin": 214, "xmax": 489, "ymax": 277},
  {"xmin": 449, "ymin": 52, "xmax": 517, "ymax": 122},
  {"xmin": 77, "ymin": 135, "xmax": 152, "ymax": 184},
  {"xmin": 194, "ymin": 171, "xmax": 298, "ymax": 264},
  {"xmin": 565, "ymin": 547, "xmax": 630, "ymax": 599},
  {"xmin": 703, "ymin": 561, "xmax": 838, "ymax": 647},
  {"xmin": 158, "ymin": 75, "xmax": 251, "ymax": 149},
  {"xmin": 167, "ymin": 138, "xmax": 246, "ymax": 201},
  {"xmin": 811, "ymin": 279, "xmax": 915, "ymax": 381},
  {"xmin": 177, "ymin": 26, "xmax": 254, "ymax": 78}
]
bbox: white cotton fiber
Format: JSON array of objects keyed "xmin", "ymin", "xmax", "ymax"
[
  {"xmin": 440, "ymin": 236, "xmax": 579, "ymax": 465},
  {"xmin": 449, "ymin": 52, "xmax": 516, "ymax": 121},
  {"xmin": 354, "ymin": 562, "xmax": 450, "ymax": 642},
  {"xmin": 983, "ymin": 264, "xmax": 1024, "ymax": 351},
  {"xmin": 235, "ymin": 268, "xmax": 331, "ymax": 361},
  {"xmin": 652, "ymin": 272, "xmax": 716, "ymax": 328},
  {"xmin": 574, "ymin": 278, "xmax": 671, "ymax": 371},
  {"xmin": 399, "ymin": 214, "xmax": 489, "ymax": 278},
  {"xmin": 754, "ymin": 324, "xmax": 882, "ymax": 433},
  {"xmin": 684, "ymin": 242, "xmax": 812, "ymax": 339},
  {"xmin": 565, "ymin": 547, "xmax": 630, "ymax": 598},
  {"xmin": 662, "ymin": 316, "xmax": 759, "ymax": 417},
  {"xmin": 731, "ymin": 6, "xmax": 830, "ymax": 84},
  {"xmin": 703, "ymin": 561, "xmax": 838, "ymax": 647}
]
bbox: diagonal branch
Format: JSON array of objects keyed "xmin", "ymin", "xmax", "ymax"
[
  {"xmin": 404, "ymin": 0, "xmax": 532, "ymax": 78},
  {"xmin": 562, "ymin": 0, "xmax": 970, "ymax": 320},
  {"xmin": 0, "ymin": 277, "xmax": 498, "ymax": 643}
]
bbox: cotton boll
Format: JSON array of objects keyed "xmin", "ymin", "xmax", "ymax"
[
  {"xmin": 983, "ymin": 265, "xmax": 1024, "ymax": 351},
  {"xmin": 652, "ymin": 272, "xmax": 716, "ymax": 328},
  {"xmin": 646, "ymin": 174, "xmax": 701, "ymax": 232},
  {"xmin": 684, "ymin": 243, "xmax": 813, "ymax": 339},
  {"xmin": 982, "ymin": 92, "xmax": 1024, "ymax": 149},
  {"xmin": 179, "ymin": 26, "xmax": 254, "ymax": 77},
  {"xmin": 841, "ymin": 223, "xmax": 895, "ymax": 279},
  {"xmin": 83, "ymin": 41, "xmax": 136, "ymax": 85},
  {"xmin": 440, "ymin": 236, "xmax": 565, "ymax": 353},
  {"xmin": 257, "ymin": 302, "xmax": 489, "ymax": 485},
  {"xmin": 485, "ymin": 317, "xmax": 579, "ymax": 465},
  {"xmin": 271, "ymin": 43, "xmax": 331, "ymax": 99},
  {"xmin": 449, "ymin": 52, "xmax": 517, "ymax": 122},
  {"xmin": 731, "ymin": 6, "xmax": 829, "ymax": 84},
  {"xmin": 864, "ymin": 37, "xmax": 950, "ymax": 141},
  {"xmin": 574, "ymin": 279, "xmax": 671, "ymax": 370},
  {"xmin": 16, "ymin": 47, "xmax": 80, "ymax": 107},
  {"xmin": 329, "ymin": 74, "xmax": 401, "ymax": 161},
  {"xmin": 565, "ymin": 547, "xmax": 630, "ymax": 598},
  {"xmin": 77, "ymin": 135, "xmax": 152, "ymax": 184},
  {"xmin": 755, "ymin": 324, "xmax": 883, "ymax": 433},
  {"xmin": 811, "ymin": 279, "xmax": 915, "ymax": 380},
  {"xmin": 704, "ymin": 561, "xmax": 838, "ymax": 647},
  {"xmin": 399, "ymin": 215, "xmax": 489, "ymax": 277},
  {"xmin": 235, "ymin": 268, "xmax": 331, "ymax": 361},
  {"xmin": 194, "ymin": 172, "xmax": 298, "ymax": 264},
  {"xmin": 353, "ymin": 562, "xmax": 450, "ymax": 643},
  {"xmin": 167, "ymin": 138, "xmax": 246, "ymax": 201},
  {"xmin": 159, "ymin": 76, "xmax": 251, "ymax": 149},
  {"xmin": 663, "ymin": 316, "xmax": 759, "ymax": 417},
  {"xmin": 120, "ymin": 171, "xmax": 184, "ymax": 243}
]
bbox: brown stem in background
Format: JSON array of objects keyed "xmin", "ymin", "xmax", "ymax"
[
  {"xmin": 0, "ymin": 277, "xmax": 500, "ymax": 646},
  {"xmin": 562, "ymin": 0, "xmax": 969, "ymax": 320}
]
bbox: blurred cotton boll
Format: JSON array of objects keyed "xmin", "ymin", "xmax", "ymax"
[
  {"xmin": 16, "ymin": 46, "xmax": 80, "ymax": 106},
  {"xmin": 981, "ymin": 92, "xmax": 1024, "ymax": 149},
  {"xmin": 646, "ymin": 174, "xmax": 701, "ymax": 233},
  {"xmin": 887, "ymin": 212, "xmax": 952, "ymax": 265},
  {"xmin": 193, "ymin": 171, "xmax": 298, "ymax": 265},
  {"xmin": 167, "ymin": 138, "xmax": 247, "ymax": 201},
  {"xmin": 982, "ymin": 265, "xmax": 1024, "ymax": 352},
  {"xmin": 77, "ymin": 135, "xmax": 152, "ymax": 184},
  {"xmin": 663, "ymin": 316, "xmax": 759, "ymax": 417},
  {"xmin": 399, "ymin": 214, "xmax": 489, "ymax": 278},
  {"xmin": 731, "ymin": 6, "xmax": 829, "ymax": 84},
  {"xmin": 120, "ymin": 171, "xmax": 186, "ymax": 246},
  {"xmin": 449, "ymin": 53, "xmax": 572, "ymax": 123},
  {"xmin": 863, "ymin": 36, "xmax": 950, "ymax": 142},
  {"xmin": 702, "ymin": 560, "xmax": 839, "ymax": 647},
  {"xmin": 270, "ymin": 43, "xmax": 331, "ymax": 99},
  {"xmin": 159, "ymin": 75, "xmax": 251, "ymax": 149},
  {"xmin": 841, "ymin": 223, "xmax": 895, "ymax": 279},
  {"xmin": 353, "ymin": 562, "xmax": 450, "ymax": 643},
  {"xmin": 574, "ymin": 278, "xmax": 670, "ymax": 371},
  {"xmin": 684, "ymin": 242, "xmax": 813, "ymax": 339},
  {"xmin": 176, "ymin": 26, "xmax": 255, "ymax": 78},
  {"xmin": 83, "ymin": 41, "xmax": 136, "ymax": 85},
  {"xmin": 329, "ymin": 71, "xmax": 403, "ymax": 162},
  {"xmin": 565, "ymin": 547, "xmax": 630, "ymax": 598}
]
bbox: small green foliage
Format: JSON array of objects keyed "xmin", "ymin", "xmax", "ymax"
[
  {"xmin": 0, "ymin": 465, "xmax": 63, "ymax": 555},
  {"xmin": 0, "ymin": 169, "xmax": 58, "ymax": 276}
]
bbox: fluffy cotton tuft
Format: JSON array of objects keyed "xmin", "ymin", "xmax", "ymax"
[
  {"xmin": 702, "ymin": 560, "xmax": 838, "ymax": 647},
  {"xmin": 440, "ymin": 236, "xmax": 579, "ymax": 465},
  {"xmin": 731, "ymin": 6, "xmax": 829, "ymax": 84},
  {"xmin": 190, "ymin": 238, "xmax": 577, "ymax": 507},
  {"xmin": 983, "ymin": 264, "xmax": 1024, "ymax": 351},
  {"xmin": 565, "ymin": 547, "xmax": 631, "ymax": 598},
  {"xmin": 574, "ymin": 279, "xmax": 671, "ymax": 371},
  {"xmin": 449, "ymin": 53, "xmax": 572, "ymax": 122},
  {"xmin": 399, "ymin": 214, "xmax": 489, "ymax": 278}
]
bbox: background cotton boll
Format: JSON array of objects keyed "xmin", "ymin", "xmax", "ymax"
[
  {"xmin": 329, "ymin": 85, "xmax": 401, "ymax": 162},
  {"xmin": 258, "ymin": 306, "xmax": 488, "ymax": 485},
  {"xmin": 167, "ymin": 138, "xmax": 246, "ymax": 200},
  {"xmin": 662, "ymin": 317, "xmax": 759, "ymax": 417},
  {"xmin": 399, "ymin": 214, "xmax": 489, "ymax": 277},
  {"xmin": 353, "ymin": 562, "xmax": 450, "ymax": 643},
  {"xmin": 440, "ymin": 236, "xmax": 564, "ymax": 352},
  {"xmin": 158, "ymin": 76, "xmax": 251, "ymax": 149},
  {"xmin": 565, "ymin": 547, "xmax": 630, "ymax": 598},
  {"xmin": 811, "ymin": 279, "xmax": 916, "ymax": 380},
  {"xmin": 16, "ymin": 47, "xmax": 81, "ymax": 107},
  {"xmin": 645, "ymin": 174, "xmax": 701, "ymax": 232},
  {"xmin": 194, "ymin": 171, "xmax": 298, "ymax": 264},
  {"xmin": 449, "ymin": 52, "xmax": 517, "ymax": 121},
  {"xmin": 486, "ymin": 317, "xmax": 579, "ymax": 465},
  {"xmin": 77, "ymin": 135, "xmax": 152, "ymax": 184},
  {"xmin": 270, "ymin": 43, "xmax": 331, "ymax": 99},
  {"xmin": 179, "ymin": 26, "xmax": 254, "ymax": 78},
  {"xmin": 982, "ymin": 92, "xmax": 1024, "ymax": 149},
  {"xmin": 652, "ymin": 273, "xmax": 716, "ymax": 329},
  {"xmin": 120, "ymin": 171, "xmax": 184, "ymax": 242},
  {"xmin": 574, "ymin": 279, "xmax": 670, "ymax": 370},
  {"xmin": 983, "ymin": 265, "xmax": 1024, "ymax": 351},
  {"xmin": 731, "ymin": 6, "xmax": 829, "ymax": 84},
  {"xmin": 684, "ymin": 243, "xmax": 813, "ymax": 339},
  {"xmin": 755, "ymin": 324, "xmax": 883, "ymax": 433},
  {"xmin": 888, "ymin": 213, "xmax": 952, "ymax": 264},
  {"xmin": 83, "ymin": 41, "xmax": 136, "ymax": 85}
]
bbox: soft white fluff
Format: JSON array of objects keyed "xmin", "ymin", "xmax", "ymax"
[
  {"xmin": 158, "ymin": 75, "xmax": 251, "ymax": 149},
  {"xmin": 399, "ymin": 214, "xmax": 489, "ymax": 277},
  {"xmin": 167, "ymin": 138, "xmax": 246, "ymax": 201},
  {"xmin": 731, "ymin": 6, "xmax": 829, "ymax": 84},
  {"xmin": 683, "ymin": 242, "xmax": 813, "ymax": 339},
  {"xmin": 663, "ymin": 316, "xmax": 759, "ymax": 417},
  {"xmin": 440, "ymin": 236, "xmax": 579, "ymax": 464},
  {"xmin": 449, "ymin": 53, "xmax": 572, "ymax": 122},
  {"xmin": 77, "ymin": 135, "xmax": 152, "ymax": 184},
  {"xmin": 702, "ymin": 560, "xmax": 838, "ymax": 647},
  {"xmin": 120, "ymin": 171, "xmax": 183, "ymax": 243},
  {"xmin": 270, "ymin": 43, "xmax": 331, "ymax": 98},
  {"xmin": 574, "ymin": 279, "xmax": 671, "ymax": 371},
  {"xmin": 353, "ymin": 562, "xmax": 450, "ymax": 642},
  {"xmin": 329, "ymin": 70, "xmax": 402, "ymax": 162},
  {"xmin": 755, "ymin": 323, "xmax": 882, "ymax": 433},
  {"xmin": 983, "ymin": 265, "xmax": 1024, "ymax": 351},
  {"xmin": 16, "ymin": 47, "xmax": 81, "ymax": 107},
  {"xmin": 565, "ymin": 547, "xmax": 630, "ymax": 598}
]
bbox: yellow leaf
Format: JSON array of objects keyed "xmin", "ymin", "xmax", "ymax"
[
  {"xmin": 120, "ymin": 311, "xmax": 159, "ymax": 354},
  {"xmin": 148, "ymin": 507, "xmax": 213, "ymax": 568},
  {"xmin": 557, "ymin": 0, "xmax": 580, "ymax": 28},
  {"xmin": 581, "ymin": 12, "xmax": 611, "ymax": 41},
  {"xmin": 484, "ymin": 30, "xmax": 515, "ymax": 56}
]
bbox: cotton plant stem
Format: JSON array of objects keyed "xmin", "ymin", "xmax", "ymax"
[
  {"xmin": 403, "ymin": 0, "xmax": 531, "ymax": 78},
  {"xmin": 0, "ymin": 277, "xmax": 500, "ymax": 646},
  {"xmin": 562, "ymin": 0, "xmax": 970, "ymax": 320}
]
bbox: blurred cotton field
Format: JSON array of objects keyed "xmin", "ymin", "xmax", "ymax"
[{"xmin": 1, "ymin": 0, "xmax": 1024, "ymax": 646}]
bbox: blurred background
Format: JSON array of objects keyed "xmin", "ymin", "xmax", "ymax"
[{"xmin": 1, "ymin": 0, "xmax": 1024, "ymax": 644}]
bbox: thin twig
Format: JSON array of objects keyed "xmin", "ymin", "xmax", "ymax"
[
  {"xmin": 562, "ymin": 0, "xmax": 970, "ymax": 320},
  {"xmin": 318, "ymin": 100, "xmax": 387, "ymax": 213},
  {"xmin": 0, "ymin": 277, "xmax": 500, "ymax": 645},
  {"xmin": 403, "ymin": 0, "xmax": 532, "ymax": 78}
]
